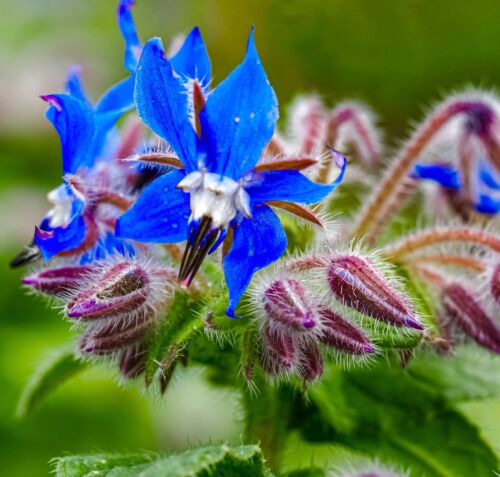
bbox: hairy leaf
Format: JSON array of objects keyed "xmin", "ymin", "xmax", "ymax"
[
  {"xmin": 17, "ymin": 346, "xmax": 87, "ymax": 417},
  {"xmin": 53, "ymin": 445, "xmax": 271, "ymax": 477},
  {"xmin": 310, "ymin": 363, "xmax": 499, "ymax": 476}
]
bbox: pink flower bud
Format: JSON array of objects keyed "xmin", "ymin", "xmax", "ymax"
[
  {"xmin": 442, "ymin": 283, "xmax": 500, "ymax": 353},
  {"xmin": 326, "ymin": 256, "xmax": 422, "ymax": 330},
  {"xmin": 263, "ymin": 279, "xmax": 318, "ymax": 331},
  {"xmin": 298, "ymin": 342, "xmax": 323, "ymax": 382},
  {"xmin": 22, "ymin": 265, "xmax": 91, "ymax": 296},
  {"xmin": 66, "ymin": 259, "xmax": 174, "ymax": 319},
  {"xmin": 491, "ymin": 263, "xmax": 500, "ymax": 305},
  {"xmin": 80, "ymin": 310, "xmax": 154, "ymax": 354},
  {"xmin": 318, "ymin": 307, "xmax": 375, "ymax": 355},
  {"xmin": 261, "ymin": 323, "xmax": 298, "ymax": 375}
]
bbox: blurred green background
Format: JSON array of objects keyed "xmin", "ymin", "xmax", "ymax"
[{"xmin": 2, "ymin": 0, "xmax": 500, "ymax": 475}]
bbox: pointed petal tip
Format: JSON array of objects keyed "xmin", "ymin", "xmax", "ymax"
[
  {"xmin": 118, "ymin": 0, "xmax": 135, "ymax": 14},
  {"xmin": 40, "ymin": 95, "xmax": 62, "ymax": 111},
  {"xmin": 363, "ymin": 343, "xmax": 376, "ymax": 354},
  {"xmin": 21, "ymin": 277, "xmax": 35, "ymax": 286},
  {"xmin": 405, "ymin": 317, "xmax": 424, "ymax": 330}
]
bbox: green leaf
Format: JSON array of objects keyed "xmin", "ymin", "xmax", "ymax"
[
  {"xmin": 407, "ymin": 345, "xmax": 500, "ymax": 403},
  {"xmin": 53, "ymin": 453, "xmax": 156, "ymax": 477},
  {"xmin": 17, "ymin": 346, "xmax": 87, "ymax": 417},
  {"xmin": 310, "ymin": 363, "xmax": 499, "ymax": 477},
  {"xmin": 53, "ymin": 445, "xmax": 271, "ymax": 477},
  {"xmin": 285, "ymin": 468, "xmax": 326, "ymax": 477}
]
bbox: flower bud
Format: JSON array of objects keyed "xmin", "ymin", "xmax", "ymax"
[
  {"xmin": 491, "ymin": 263, "xmax": 500, "ymax": 304},
  {"xmin": 318, "ymin": 307, "xmax": 374, "ymax": 355},
  {"xmin": 261, "ymin": 323, "xmax": 298, "ymax": 375},
  {"xmin": 442, "ymin": 283, "xmax": 500, "ymax": 353},
  {"xmin": 298, "ymin": 342, "xmax": 323, "ymax": 382},
  {"xmin": 263, "ymin": 279, "xmax": 318, "ymax": 331},
  {"xmin": 66, "ymin": 259, "xmax": 174, "ymax": 319},
  {"xmin": 326, "ymin": 256, "xmax": 422, "ymax": 330},
  {"xmin": 22, "ymin": 265, "xmax": 91, "ymax": 296},
  {"xmin": 331, "ymin": 460, "xmax": 408, "ymax": 477},
  {"xmin": 80, "ymin": 310, "xmax": 154, "ymax": 354},
  {"xmin": 119, "ymin": 343, "xmax": 147, "ymax": 379}
]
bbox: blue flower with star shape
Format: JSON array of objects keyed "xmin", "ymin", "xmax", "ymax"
[{"xmin": 116, "ymin": 29, "xmax": 346, "ymax": 316}]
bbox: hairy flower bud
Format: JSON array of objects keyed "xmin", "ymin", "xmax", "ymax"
[
  {"xmin": 298, "ymin": 342, "xmax": 323, "ymax": 382},
  {"xmin": 326, "ymin": 256, "xmax": 422, "ymax": 330},
  {"xmin": 491, "ymin": 263, "xmax": 500, "ymax": 304},
  {"xmin": 442, "ymin": 283, "xmax": 500, "ymax": 353},
  {"xmin": 22, "ymin": 265, "xmax": 92, "ymax": 297},
  {"xmin": 318, "ymin": 307, "xmax": 375, "ymax": 355},
  {"xmin": 331, "ymin": 460, "xmax": 409, "ymax": 477},
  {"xmin": 263, "ymin": 279, "xmax": 317, "ymax": 331},
  {"xmin": 119, "ymin": 343, "xmax": 148, "ymax": 379},
  {"xmin": 80, "ymin": 310, "xmax": 155, "ymax": 354},
  {"xmin": 261, "ymin": 323, "xmax": 298, "ymax": 375},
  {"xmin": 66, "ymin": 259, "xmax": 174, "ymax": 319}
]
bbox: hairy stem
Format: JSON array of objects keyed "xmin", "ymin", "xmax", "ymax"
[
  {"xmin": 383, "ymin": 227, "xmax": 500, "ymax": 260},
  {"xmin": 404, "ymin": 253, "xmax": 486, "ymax": 272},
  {"xmin": 351, "ymin": 100, "xmax": 495, "ymax": 241}
]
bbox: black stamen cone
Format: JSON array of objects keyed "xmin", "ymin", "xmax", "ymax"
[
  {"xmin": 179, "ymin": 216, "xmax": 221, "ymax": 286},
  {"xmin": 10, "ymin": 241, "xmax": 42, "ymax": 268}
]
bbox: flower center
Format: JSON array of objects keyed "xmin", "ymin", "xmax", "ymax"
[
  {"xmin": 176, "ymin": 170, "xmax": 251, "ymax": 286},
  {"xmin": 46, "ymin": 184, "xmax": 75, "ymax": 228},
  {"xmin": 177, "ymin": 170, "xmax": 251, "ymax": 228}
]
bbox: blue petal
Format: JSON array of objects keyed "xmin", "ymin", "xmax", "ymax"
[
  {"xmin": 80, "ymin": 232, "xmax": 135, "ymax": 264},
  {"xmin": 116, "ymin": 169, "xmax": 191, "ymax": 242},
  {"xmin": 198, "ymin": 28, "xmax": 278, "ymax": 179},
  {"xmin": 224, "ymin": 204, "xmax": 287, "ymax": 317},
  {"xmin": 65, "ymin": 65, "xmax": 89, "ymax": 103},
  {"xmin": 134, "ymin": 38, "xmax": 198, "ymax": 172},
  {"xmin": 170, "ymin": 27, "xmax": 211, "ymax": 84},
  {"xmin": 412, "ymin": 163, "xmax": 460, "ymax": 189},
  {"xmin": 245, "ymin": 157, "xmax": 346, "ymax": 205},
  {"xmin": 478, "ymin": 160, "xmax": 500, "ymax": 189},
  {"xmin": 42, "ymin": 94, "xmax": 96, "ymax": 174},
  {"xmin": 117, "ymin": 0, "xmax": 141, "ymax": 73},
  {"xmin": 95, "ymin": 75, "xmax": 135, "ymax": 114},
  {"xmin": 475, "ymin": 194, "xmax": 500, "ymax": 214},
  {"xmin": 35, "ymin": 215, "xmax": 87, "ymax": 260}
]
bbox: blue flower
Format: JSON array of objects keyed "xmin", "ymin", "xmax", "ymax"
[
  {"xmin": 413, "ymin": 159, "xmax": 500, "ymax": 214},
  {"xmin": 116, "ymin": 30, "xmax": 346, "ymax": 316}
]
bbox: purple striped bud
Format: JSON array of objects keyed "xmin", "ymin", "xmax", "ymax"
[
  {"xmin": 261, "ymin": 323, "xmax": 298, "ymax": 375},
  {"xmin": 66, "ymin": 260, "xmax": 174, "ymax": 319},
  {"xmin": 22, "ymin": 265, "xmax": 91, "ymax": 297},
  {"xmin": 263, "ymin": 279, "xmax": 318, "ymax": 331},
  {"xmin": 491, "ymin": 263, "xmax": 500, "ymax": 304},
  {"xmin": 326, "ymin": 256, "xmax": 422, "ymax": 330},
  {"xmin": 80, "ymin": 310, "xmax": 154, "ymax": 354},
  {"xmin": 442, "ymin": 283, "xmax": 500, "ymax": 353},
  {"xmin": 318, "ymin": 307, "xmax": 375, "ymax": 355},
  {"xmin": 298, "ymin": 342, "xmax": 323, "ymax": 382},
  {"xmin": 119, "ymin": 343, "xmax": 148, "ymax": 379}
]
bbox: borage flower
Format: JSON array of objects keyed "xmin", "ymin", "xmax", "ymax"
[
  {"xmin": 116, "ymin": 30, "xmax": 346, "ymax": 316},
  {"xmin": 413, "ymin": 159, "xmax": 500, "ymax": 215}
]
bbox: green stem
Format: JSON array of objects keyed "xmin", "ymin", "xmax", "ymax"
[{"xmin": 242, "ymin": 375, "xmax": 291, "ymax": 472}]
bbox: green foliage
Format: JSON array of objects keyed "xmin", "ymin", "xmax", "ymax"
[
  {"xmin": 310, "ymin": 361, "xmax": 499, "ymax": 476},
  {"xmin": 53, "ymin": 445, "xmax": 272, "ymax": 477},
  {"xmin": 407, "ymin": 346, "xmax": 500, "ymax": 403},
  {"xmin": 16, "ymin": 346, "xmax": 87, "ymax": 417}
]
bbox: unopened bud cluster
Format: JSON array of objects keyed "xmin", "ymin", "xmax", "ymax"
[
  {"xmin": 23, "ymin": 256, "xmax": 175, "ymax": 378},
  {"xmin": 254, "ymin": 253, "xmax": 422, "ymax": 382}
]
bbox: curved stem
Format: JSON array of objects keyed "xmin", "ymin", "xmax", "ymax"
[
  {"xmin": 404, "ymin": 253, "xmax": 486, "ymax": 272},
  {"xmin": 383, "ymin": 227, "xmax": 500, "ymax": 260}
]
